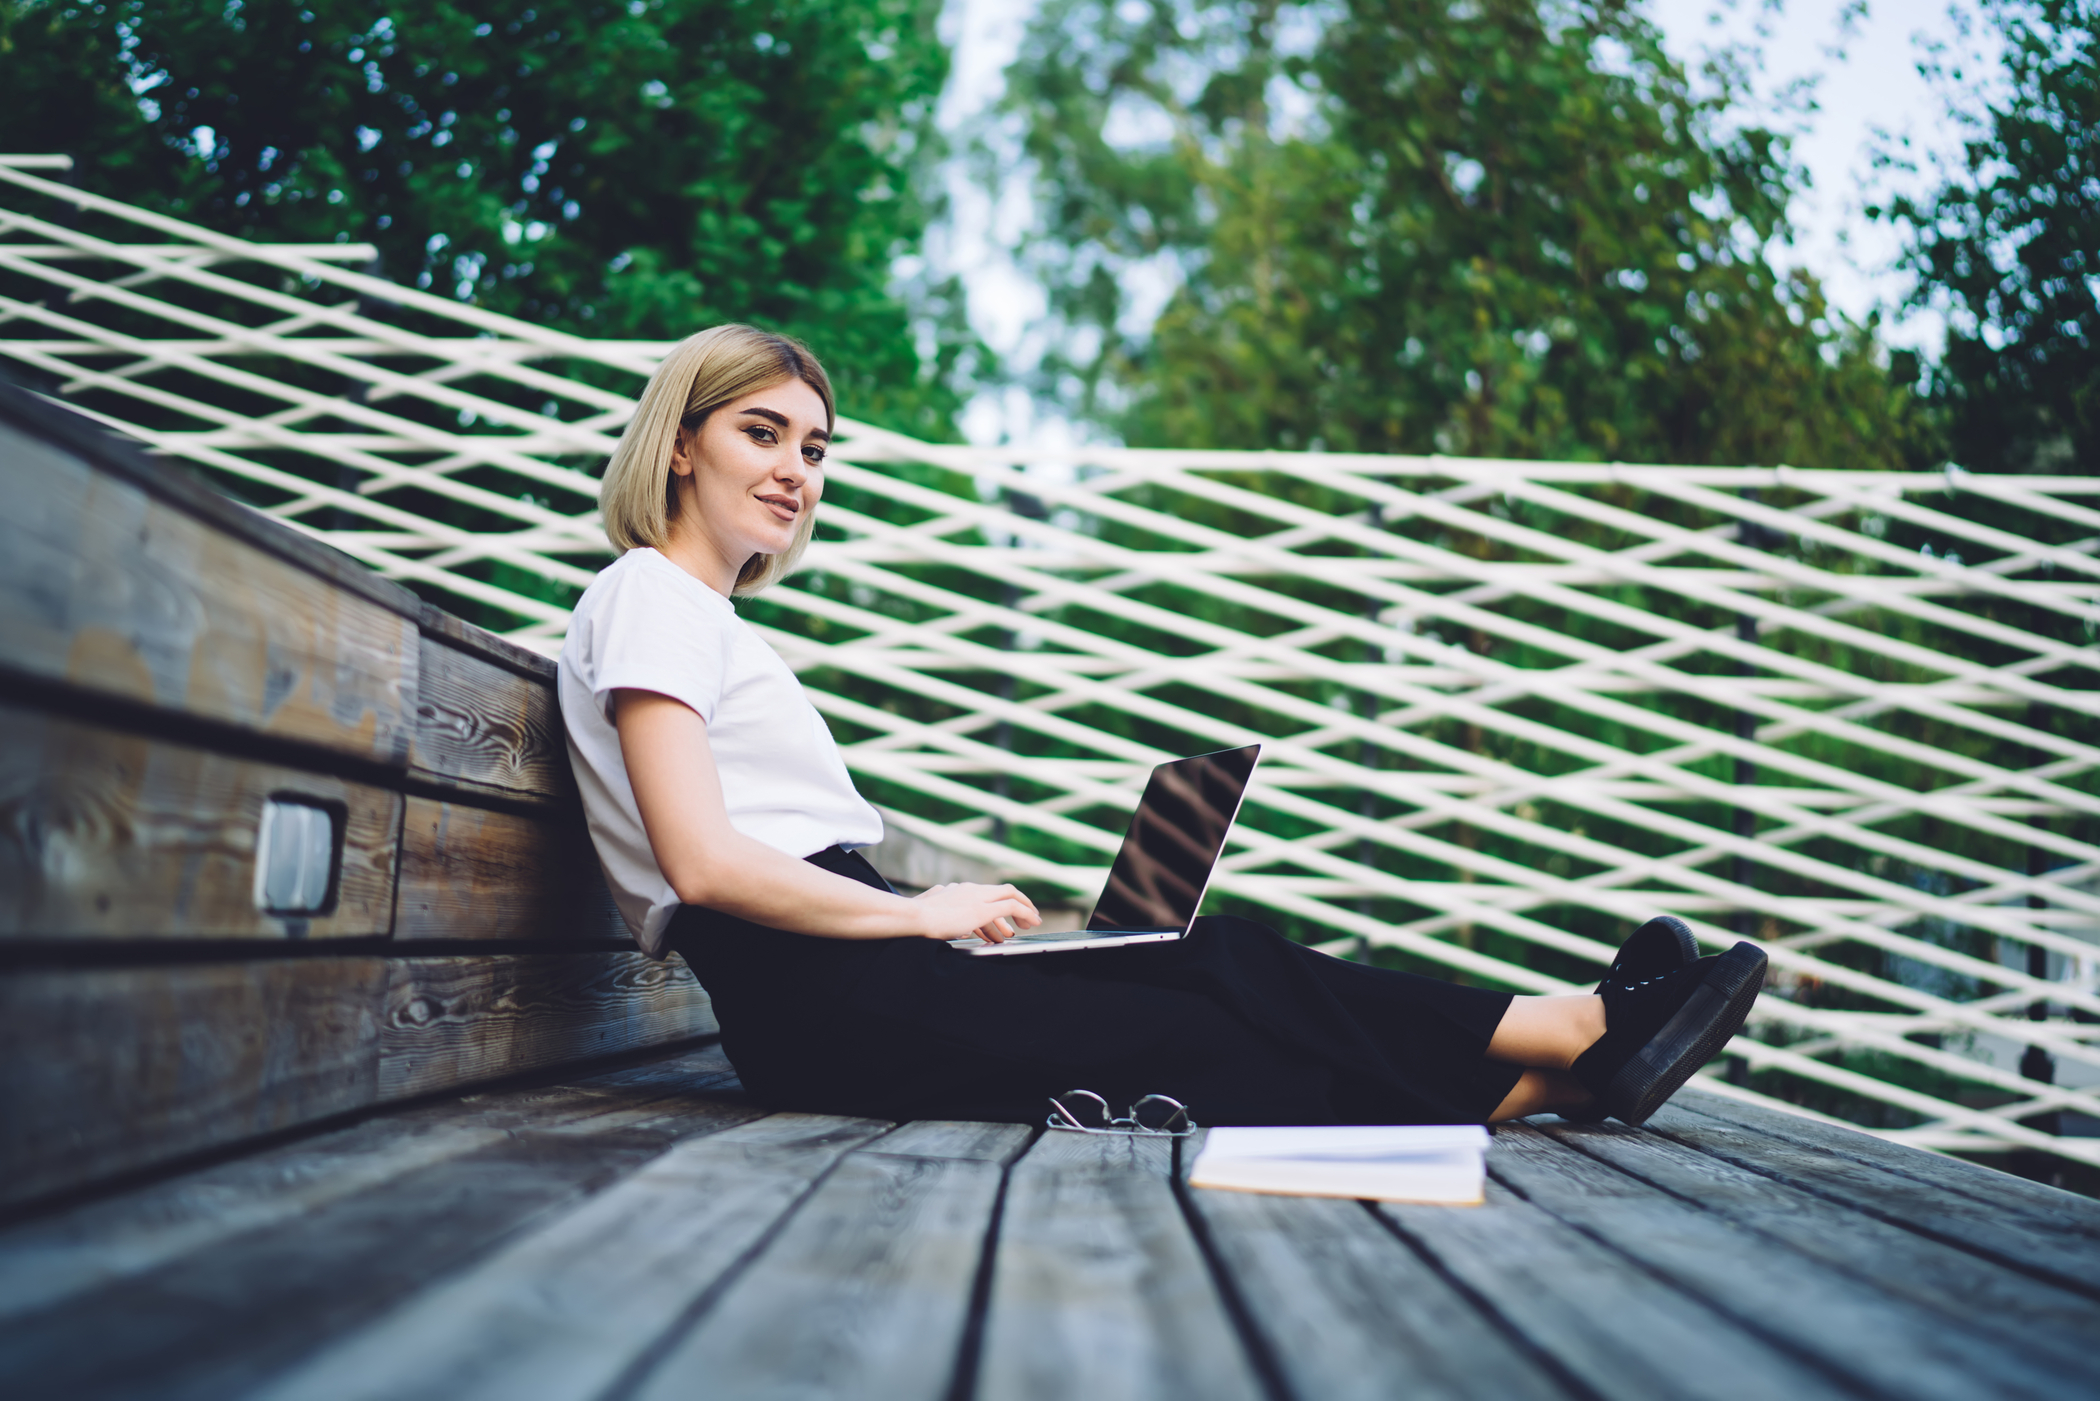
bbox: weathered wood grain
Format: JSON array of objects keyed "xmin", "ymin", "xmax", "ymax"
[
  {"xmin": 633, "ymin": 1121, "xmax": 1032, "ymax": 1401},
  {"xmin": 863, "ymin": 1118, "xmax": 1035, "ymax": 1162},
  {"xmin": 1675, "ymin": 1088, "xmax": 2100, "ymax": 1237},
  {"xmin": 392, "ymin": 796, "xmax": 622, "ymax": 943},
  {"xmin": 0, "ymin": 951, "xmax": 716, "ymax": 1211},
  {"xmin": 407, "ymin": 635, "xmax": 569, "ymax": 802},
  {"xmin": 0, "ymin": 961, "xmax": 388, "ymax": 1210},
  {"xmin": 1653, "ymin": 1100, "xmax": 2100, "ymax": 1299},
  {"xmin": 976, "ymin": 1128, "xmax": 1266, "ymax": 1401},
  {"xmin": 0, "ymin": 417, "xmax": 417, "ymax": 764},
  {"xmin": 1540, "ymin": 1115, "xmax": 2100, "ymax": 1380},
  {"xmin": 0, "ymin": 703, "xmax": 401, "ymax": 940},
  {"xmin": 0, "ymin": 1075, "xmax": 764, "ymax": 1401},
  {"xmin": 377, "ymin": 953, "xmax": 716, "ymax": 1100},
  {"xmin": 1488, "ymin": 1122, "xmax": 2072, "ymax": 1401},
  {"xmin": 247, "ymin": 1113, "xmax": 889, "ymax": 1401},
  {"xmin": 1380, "ymin": 1175, "xmax": 1848, "ymax": 1401},
  {"xmin": 412, "ymin": 602, "xmax": 556, "ymax": 684},
  {"xmin": 0, "ymin": 1043, "xmax": 740, "ymax": 1324},
  {"xmin": 0, "ymin": 383, "xmax": 423, "ymax": 623},
  {"xmin": 1180, "ymin": 1128, "xmax": 1566, "ymax": 1401}
]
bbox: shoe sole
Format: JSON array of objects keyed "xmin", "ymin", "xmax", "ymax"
[{"xmin": 1604, "ymin": 941, "xmax": 1767, "ymax": 1127}]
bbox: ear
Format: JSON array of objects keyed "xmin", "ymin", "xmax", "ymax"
[{"xmin": 668, "ymin": 423, "xmax": 697, "ymax": 478}]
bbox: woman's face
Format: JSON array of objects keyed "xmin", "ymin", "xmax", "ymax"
[{"xmin": 668, "ymin": 377, "xmax": 829, "ymax": 568}]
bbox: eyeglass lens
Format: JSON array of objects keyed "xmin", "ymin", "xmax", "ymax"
[{"xmin": 1052, "ymin": 1089, "xmax": 1112, "ymax": 1130}]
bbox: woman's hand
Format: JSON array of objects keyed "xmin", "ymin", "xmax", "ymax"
[{"xmin": 911, "ymin": 882, "xmax": 1042, "ymax": 944}]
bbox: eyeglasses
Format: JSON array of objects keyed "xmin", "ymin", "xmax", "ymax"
[{"xmin": 1046, "ymin": 1089, "xmax": 1197, "ymax": 1138}]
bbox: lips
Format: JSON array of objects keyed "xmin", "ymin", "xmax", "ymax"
[{"xmin": 758, "ymin": 493, "xmax": 800, "ymax": 522}]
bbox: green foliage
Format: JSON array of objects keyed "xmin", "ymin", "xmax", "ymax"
[
  {"xmin": 1003, "ymin": 0, "xmax": 1931, "ymax": 467},
  {"xmin": 1880, "ymin": 0, "xmax": 2099, "ymax": 474},
  {"xmin": 0, "ymin": 0, "xmax": 974, "ymax": 436}
]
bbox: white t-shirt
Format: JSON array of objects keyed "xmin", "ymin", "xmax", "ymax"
[{"xmin": 558, "ymin": 548, "xmax": 883, "ymax": 956}]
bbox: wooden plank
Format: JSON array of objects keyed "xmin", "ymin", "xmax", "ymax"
[
  {"xmin": 0, "ymin": 960, "xmax": 387, "ymax": 1210},
  {"xmin": 0, "ymin": 702, "xmax": 401, "ymax": 940},
  {"xmin": 392, "ymin": 796, "xmax": 622, "ymax": 943},
  {"xmin": 1379, "ymin": 1176, "xmax": 1850, "ymax": 1401},
  {"xmin": 0, "ymin": 952, "xmax": 713, "ymax": 1209},
  {"xmin": 0, "ymin": 1070, "xmax": 765, "ymax": 1401},
  {"xmin": 1486, "ymin": 1122, "xmax": 2074, "ymax": 1401},
  {"xmin": 246, "ymin": 1113, "xmax": 890, "ymax": 1401},
  {"xmin": 1674, "ymin": 1088, "xmax": 2100, "ymax": 1237},
  {"xmin": 0, "ymin": 1043, "xmax": 741, "ymax": 1323},
  {"xmin": 413, "ymin": 602, "xmax": 556, "ymax": 684},
  {"xmin": 377, "ymin": 953, "xmax": 716, "ymax": 1101},
  {"xmin": 0, "ymin": 415, "xmax": 417, "ymax": 765},
  {"xmin": 406, "ymin": 634, "xmax": 569, "ymax": 802},
  {"xmin": 1653, "ymin": 1099, "xmax": 2100, "ymax": 1299},
  {"xmin": 1180, "ymin": 1129, "xmax": 1566, "ymax": 1401},
  {"xmin": 631, "ymin": 1121, "xmax": 1033, "ymax": 1401},
  {"xmin": 560, "ymin": 1038, "xmax": 744, "ymax": 1096},
  {"xmin": 975, "ymin": 1128, "xmax": 1267, "ymax": 1401},
  {"xmin": 0, "ymin": 382, "xmax": 424, "ymax": 622},
  {"xmin": 862, "ymin": 1119, "xmax": 1035, "ymax": 1162},
  {"xmin": 1538, "ymin": 1114, "xmax": 2100, "ymax": 1380}
]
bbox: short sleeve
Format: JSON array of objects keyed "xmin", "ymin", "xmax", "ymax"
[{"xmin": 578, "ymin": 560, "xmax": 735, "ymax": 727}]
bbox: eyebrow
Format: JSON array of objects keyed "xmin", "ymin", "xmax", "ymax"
[{"xmin": 738, "ymin": 406, "xmax": 831, "ymax": 442}]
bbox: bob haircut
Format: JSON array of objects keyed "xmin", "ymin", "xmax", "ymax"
[{"xmin": 598, "ymin": 324, "xmax": 836, "ymax": 595}]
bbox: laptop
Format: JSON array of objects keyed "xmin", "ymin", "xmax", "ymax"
[{"xmin": 966, "ymin": 744, "xmax": 1262, "ymax": 956}]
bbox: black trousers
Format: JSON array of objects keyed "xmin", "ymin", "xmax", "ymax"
[{"xmin": 667, "ymin": 846, "xmax": 1524, "ymax": 1126}]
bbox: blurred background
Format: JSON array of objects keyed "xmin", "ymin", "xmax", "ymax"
[{"xmin": 3, "ymin": 0, "xmax": 2090, "ymax": 472}]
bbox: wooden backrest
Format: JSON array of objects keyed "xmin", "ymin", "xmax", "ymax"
[{"xmin": 0, "ymin": 382, "xmax": 714, "ymax": 1211}]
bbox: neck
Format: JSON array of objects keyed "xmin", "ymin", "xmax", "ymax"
[{"xmin": 655, "ymin": 519, "xmax": 743, "ymax": 598}]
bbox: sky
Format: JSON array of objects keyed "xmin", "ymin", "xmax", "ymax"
[
  {"xmin": 1643, "ymin": 0, "xmax": 1998, "ymax": 350},
  {"xmin": 931, "ymin": 0, "xmax": 2003, "ymax": 446}
]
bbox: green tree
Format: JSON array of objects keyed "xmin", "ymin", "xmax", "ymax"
[
  {"xmin": 1881, "ymin": 0, "xmax": 2098, "ymax": 474},
  {"xmin": 1003, "ymin": 0, "xmax": 1928, "ymax": 467},
  {"xmin": 0, "ymin": 0, "xmax": 973, "ymax": 436}
]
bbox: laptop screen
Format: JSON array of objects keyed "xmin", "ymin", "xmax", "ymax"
[{"xmin": 1088, "ymin": 745, "xmax": 1262, "ymax": 932}]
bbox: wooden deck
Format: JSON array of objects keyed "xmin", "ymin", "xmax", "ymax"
[{"xmin": 4, "ymin": 1040, "xmax": 2097, "ymax": 1401}]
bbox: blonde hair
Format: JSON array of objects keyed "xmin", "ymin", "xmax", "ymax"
[{"xmin": 599, "ymin": 324, "xmax": 836, "ymax": 595}]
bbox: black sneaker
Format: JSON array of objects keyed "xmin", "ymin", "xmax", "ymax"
[
  {"xmin": 1598, "ymin": 915, "xmax": 1700, "ymax": 993},
  {"xmin": 1560, "ymin": 916, "xmax": 1703, "ymax": 1121},
  {"xmin": 1572, "ymin": 942, "xmax": 1767, "ymax": 1127}
]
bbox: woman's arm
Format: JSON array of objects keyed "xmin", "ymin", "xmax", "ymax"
[{"xmin": 615, "ymin": 689, "xmax": 1040, "ymax": 942}]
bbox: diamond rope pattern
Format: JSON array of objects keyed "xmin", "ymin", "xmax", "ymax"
[{"xmin": 3, "ymin": 156, "xmax": 2097, "ymax": 1169}]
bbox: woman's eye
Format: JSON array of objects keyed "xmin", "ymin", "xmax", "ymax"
[
  {"xmin": 803, "ymin": 445, "xmax": 827, "ymax": 464},
  {"xmin": 745, "ymin": 426, "xmax": 777, "ymax": 444}
]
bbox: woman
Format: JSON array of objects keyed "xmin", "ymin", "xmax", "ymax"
[{"xmin": 559, "ymin": 325, "xmax": 1766, "ymax": 1129}]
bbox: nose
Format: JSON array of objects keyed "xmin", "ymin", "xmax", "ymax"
[{"xmin": 774, "ymin": 452, "xmax": 814, "ymax": 498}]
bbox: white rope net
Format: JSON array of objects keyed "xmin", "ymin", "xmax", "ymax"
[{"xmin": 5, "ymin": 156, "xmax": 2097, "ymax": 1169}]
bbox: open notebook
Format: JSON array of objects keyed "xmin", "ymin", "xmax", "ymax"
[{"xmin": 1187, "ymin": 1125, "xmax": 1489, "ymax": 1205}]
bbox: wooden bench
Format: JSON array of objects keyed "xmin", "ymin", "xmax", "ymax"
[
  {"xmin": 6, "ymin": 380, "xmax": 2099, "ymax": 1400},
  {"xmin": 0, "ymin": 379, "xmax": 714, "ymax": 1211}
]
